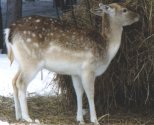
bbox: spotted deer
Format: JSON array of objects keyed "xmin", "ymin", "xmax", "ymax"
[{"xmin": 5, "ymin": 3, "xmax": 139, "ymax": 125}]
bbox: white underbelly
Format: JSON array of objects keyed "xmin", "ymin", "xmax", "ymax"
[
  {"xmin": 44, "ymin": 60, "xmax": 81, "ymax": 75},
  {"xmin": 44, "ymin": 45, "xmax": 91, "ymax": 75}
]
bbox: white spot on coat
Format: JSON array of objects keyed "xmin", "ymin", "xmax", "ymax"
[
  {"xmin": 35, "ymin": 19, "xmax": 41, "ymax": 23},
  {"xmin": 39, "ymin": 34, "xmax": 42, "ymax": 38},
  {"xmin": 23, "ymin": 31, "xmax": 27, "ymax": 34},
  {"xmin": 32, "ymin": 33, "xmax": 36, "ymax": 37},
  {"xmin": 27, "ymin": 38, "xmax": 31, "ymax": 42},
  {"xmin": 33, "ymin": 43, "xmax": 39, "ymax": 47}
]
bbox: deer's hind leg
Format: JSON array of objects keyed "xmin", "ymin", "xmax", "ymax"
[
  {"xmin": 12, "ymin": 70, "xmax": 22, "ymax": 120},
  {"xmin": 13, "ymin": 63, "xmax": 40, "ymax": 122}
]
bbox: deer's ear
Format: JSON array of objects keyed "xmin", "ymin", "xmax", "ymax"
[
  {"xmin": 90, "ymin": 3, "xmax": 112, "ymax": 16},
  {"xmin": 90, "ymin": 8, "xmax": 103, "ymax": 16}
]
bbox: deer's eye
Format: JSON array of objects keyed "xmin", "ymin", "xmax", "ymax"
[{"xmin": 123, "ymin": 8, "xmax": 127, "ymax": 13}]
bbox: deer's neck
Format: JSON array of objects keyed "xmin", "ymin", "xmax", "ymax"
[
  {"xmin": 108, "ymin": 24, "xmax": 123, "ymax": 61},
  {"xmin": 102, "ymin": 16, "xmax": 123, "ymax": 62}
]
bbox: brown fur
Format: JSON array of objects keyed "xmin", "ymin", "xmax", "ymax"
[{"xmin": 9, "ymin": 15, "xmax": 108, "ymax": 58}]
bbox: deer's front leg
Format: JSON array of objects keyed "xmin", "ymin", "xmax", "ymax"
[
  {"xmin": 81, "ymin": 71, "xmax": 99, "ymax": 125},
  {"xmin": 72, "ymin": 75, "xmax": 85, "ymax": 124}
]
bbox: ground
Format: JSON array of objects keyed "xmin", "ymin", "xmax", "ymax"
[
  {"xmin": 1, "ymin": 96, "xmax": 154, "ymax": 125},
  {"xmin": 0, "ymin": 96, "xmax": 76, "ymax": 125}
]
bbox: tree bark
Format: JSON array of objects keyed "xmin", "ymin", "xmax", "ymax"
[
  {"xmin": 16, "ymin": 0, "xmax": 22, "ymax": 19},
  {"xmin": 0, "ymin": 0, "xmax": 3, "ymax": 52},
  {"xmin": 6, "ymin": 0, "xmax": 22, "ymax": 26},
  {"xmin": 1, "ymin": 0, "xmax": 22, "ymax": 53}
]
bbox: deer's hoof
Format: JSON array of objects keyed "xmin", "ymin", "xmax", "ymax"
[
  {"xmin": 90, "ymin": 122, "xmax": 100, "ymax": 125},
  {"xmin": 78, "ymin": 121, "xmax": 86, "ymax": 125},
  {"xmin": 22, "ymin": 117, "xmax": 33, "ymax": 122}
]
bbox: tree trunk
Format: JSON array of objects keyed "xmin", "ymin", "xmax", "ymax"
[
  {"xmin": 0, "ymin": 0, "xmax": 3, "ymax": 53},
  {"xmin": 1, "ymin": 0, "xmax": 22, "ymax": 53},
  {"xmin": 6, "ymin": 0, "xmax": 22, "ymax": 26},
  {"xmin": 16, "ymin": 0, "xmax": 22, "ymax": 19},
  {"xmin": 54, "ymin": 0, "xmax": 77, "ymax": 11}
]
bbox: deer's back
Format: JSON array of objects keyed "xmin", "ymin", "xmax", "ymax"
[{"xmin": 10, "ymin": 16, "xmax": 107, "ymax": 56}]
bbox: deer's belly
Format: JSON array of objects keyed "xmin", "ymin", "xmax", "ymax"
[
  {"xmin": 44, "ymin": 46, "xmax": 91, "ymax": 75},
  {"xmin": 44, "ymin": 59, "xmax": 82, "ymax": 75}
]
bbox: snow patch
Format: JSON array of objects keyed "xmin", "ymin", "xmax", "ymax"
[{"xmin": 0, "ymin": 121, "xmax": 9, "ymax": 125}]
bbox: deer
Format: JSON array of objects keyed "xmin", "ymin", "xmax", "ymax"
[{"xmin": 4, "ymin": 3, "xmax": 139, "ymax": 125}]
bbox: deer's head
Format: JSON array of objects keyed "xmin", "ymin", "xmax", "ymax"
[{"xmin": 91, "ymin": 3, "xmax": 139, "ymax": 26}]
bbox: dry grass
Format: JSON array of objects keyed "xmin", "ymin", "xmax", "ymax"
[
  {"xmin": 0, "ymin": 96, "xmax": 76, "ymax": 125},
  {"xmin": 1, "ymin": 96, "xmax": 154, "ymax": 125}
]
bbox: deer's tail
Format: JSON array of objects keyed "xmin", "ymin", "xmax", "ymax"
[{"xmin": 4, "ymin": 28, "xmax": 14, "ymax": 65}]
